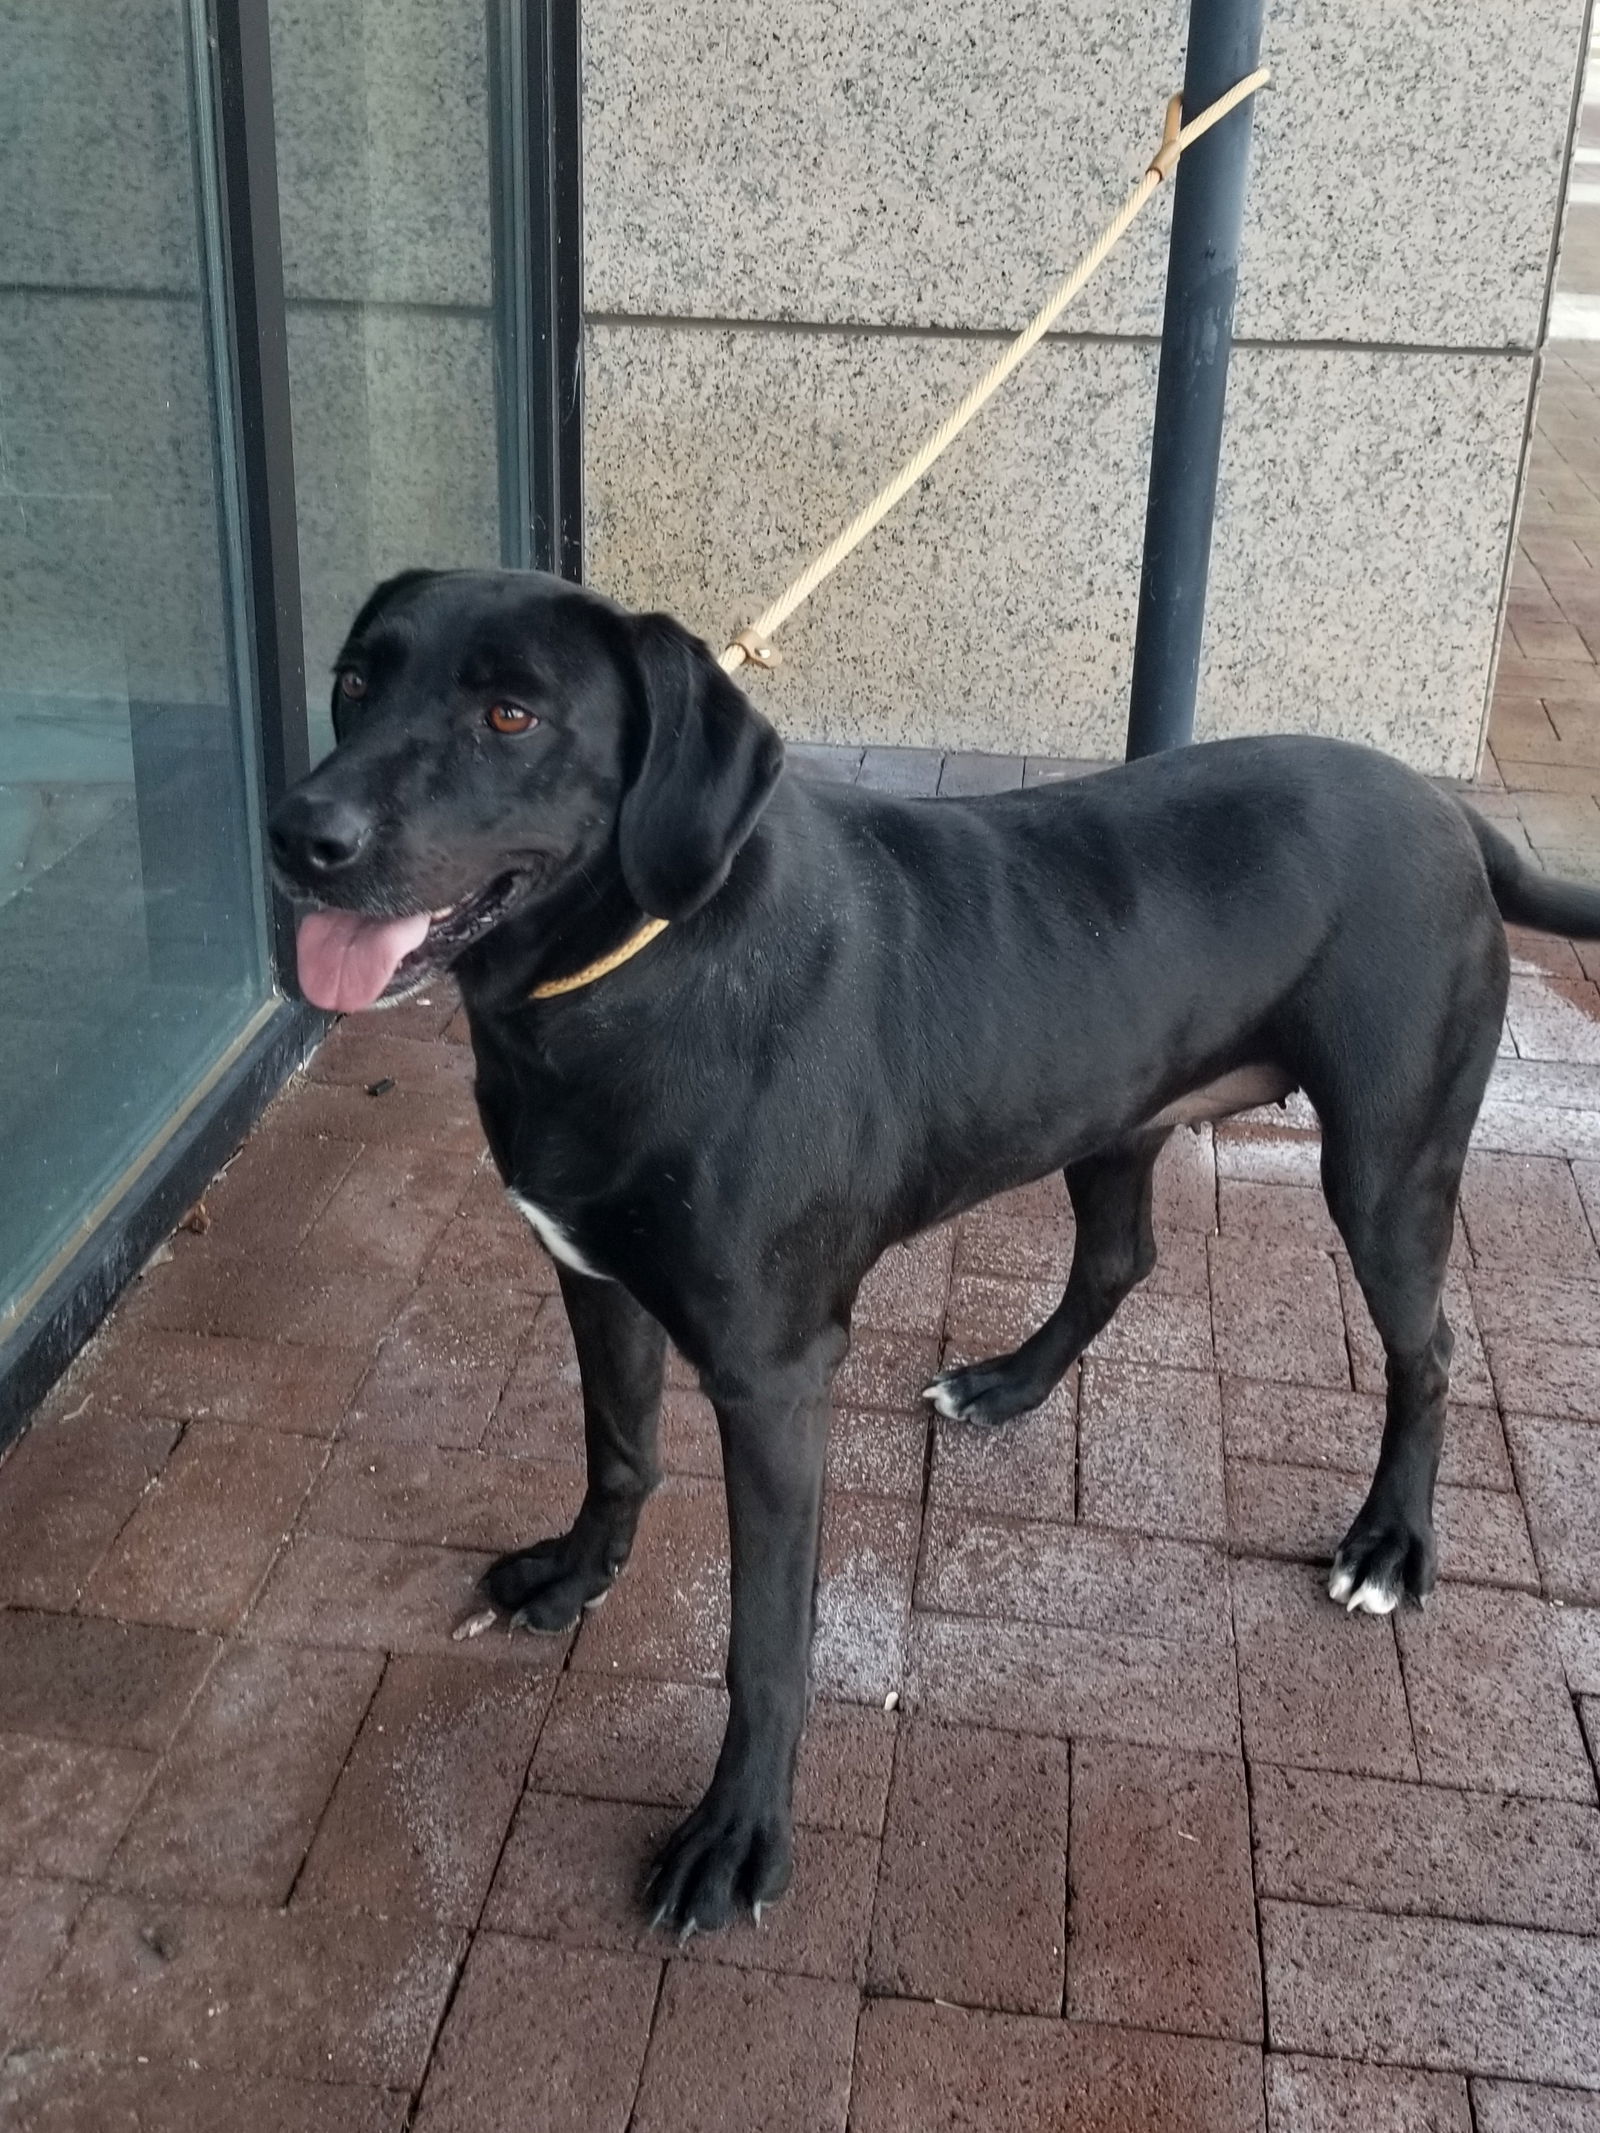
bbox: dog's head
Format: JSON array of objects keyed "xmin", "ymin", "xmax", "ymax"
[{"xmin": 268, "ymin": 570, "xmax": 784, "ymax": 1010}]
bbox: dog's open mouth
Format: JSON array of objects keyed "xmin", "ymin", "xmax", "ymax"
[{"xmin": 295, "ymin": 873, "xmax": 528, "ymax": 1013}]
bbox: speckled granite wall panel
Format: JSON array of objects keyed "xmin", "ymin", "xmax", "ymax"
[
  {"xmin": 1199, "ymin": 347, "xmax": 1529, "ymax": 777},
  {"xmin": 267, "ymin": 0, "xmax": 494, "ymax": 308},
  {"xmin": 585, "ymin": 323, "xmax": 1154, "ymax": 751},
  {"xmin": 585, "ymin": 323, "xmax": 1527, "ymax": 778},
  {"xmin": 0, "ymin": 1, "xmax": 203, "ymax": 294},
  {"xmin": 584, "ymin": 0, "xmax": 1585, "ymax": 349},
  {"xmin": 0, "ymin": 1, "xmax": 493, "ymax": 308},
  {"xmin": 583, "ymin": 0, "xmax": 1584, "ymax": 770},
  {"xmin": 0, "ymin": 295, "xmax": 230, "ymax": 705}
]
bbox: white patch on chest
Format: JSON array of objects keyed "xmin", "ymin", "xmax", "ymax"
[{"xmin": 508, "ymin": 1191, "xmax": 611, "ymax": 1281}]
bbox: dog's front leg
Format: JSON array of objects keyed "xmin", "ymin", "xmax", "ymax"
[
  {"xmin": 646, "ymin": 1338, "xmax": 837, "ymax": 1936},
  {"xmin": 484, "ymin": 1266, "xmax": 666, "ymax": 1630}
]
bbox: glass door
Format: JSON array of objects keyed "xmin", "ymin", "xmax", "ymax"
[
  {"xmin": 0, "ymin": 0, "xmax": 275, "ymax": 1325},
  {"xmin": 266, "ymin": 0, "xmax": 510, "ymax": 764}
]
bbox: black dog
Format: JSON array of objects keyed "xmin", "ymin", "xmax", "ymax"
[{"xmin": 269, "ymin": 567, "xmax": 1600, "ymax": 1934}]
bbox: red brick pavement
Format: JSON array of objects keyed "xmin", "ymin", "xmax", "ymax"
[
  {"xmin": 2, "ymin": 927, "xmax": 1599, "ymax": 2128},
  {"xmin": 11, "ymin": 423, "xmax": 1600, "ymax": 2118}
]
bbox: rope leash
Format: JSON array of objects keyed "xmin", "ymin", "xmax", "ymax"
[
  {"xmin": 530, "ymin": 71, "xmax": 1270, "ymax": 1005},
  {"xmin": 717, "ymin": 67, "xmax": 1271, "ymax": 679}
]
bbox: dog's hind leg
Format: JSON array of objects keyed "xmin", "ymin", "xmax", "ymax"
[
  {"xmin": 925, "ymin": 1128, "xmax": 1171, "ymax": 1426},
  {"xmin": 1317, "ymin": 1035, "xmax": 1498, "ymax": 1616},
  {"xmin": 484, "ymin": 1266, "xmax": 666, "ymax": 1630}
]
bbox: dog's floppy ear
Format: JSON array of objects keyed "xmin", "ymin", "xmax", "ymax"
[{"xmin": 618, "ymin": 612, "xmax": 785, "ymax": 920}]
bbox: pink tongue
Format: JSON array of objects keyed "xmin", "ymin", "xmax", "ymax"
[{"xmin": 296, "ymin": 908, "xmax": 432, "ymax": 1012}]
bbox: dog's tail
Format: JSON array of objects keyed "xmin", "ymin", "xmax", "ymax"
[{"xmin": 1463, "ymin": 803, "xmax": 1600, "ymax": 937}]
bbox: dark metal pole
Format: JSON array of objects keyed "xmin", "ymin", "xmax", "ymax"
[
  {"xmin": 1125, "ymin": 0, "xmax": 1265, "ymax": 759},
  {"xmin": 493, "ymin": 0, "xmax": 584, "ymax": 578},
  {"xmin": 545, "ymin": 0, "xmax": 585, "ymax": 579}
]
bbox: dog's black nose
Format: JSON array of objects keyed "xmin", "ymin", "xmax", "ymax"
[{"xmin": 269, "ymin": 793, "xmax": 375, "ymax": 879}]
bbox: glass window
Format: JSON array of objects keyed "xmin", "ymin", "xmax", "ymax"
[
  {"xmin": 267, "ymin": 0, "xmax": 507, "ymax": 760},
  {"xmin": 0, "ymin": 0, "xmax": 275, "ymax": 1327}
]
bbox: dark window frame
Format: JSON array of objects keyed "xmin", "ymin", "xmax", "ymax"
[
  {"xmin": 0, "ymin": 0, "xmax": 583, "ymax": 1443},
  {"xmin": 494, "ymin": 0, "xmax": 585, "ymax": 574}
]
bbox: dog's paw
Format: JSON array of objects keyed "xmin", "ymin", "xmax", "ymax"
[
  {"xmin": 645, "ymin": 1791, "xmax": 792, "ymax": 1937},
  {"xmin": 483, "ymin": 1532, "xmax": 619, "ymax": 1633},
  {"xmin": 923, "ymin": 1357, "xmax": 1051, "ymax": 1427},
  {"xmin": 1328, "ymin": 1509, "xmax": 1435, "ymax": 1616}
]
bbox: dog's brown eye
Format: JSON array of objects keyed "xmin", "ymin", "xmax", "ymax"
[
  {"xmin": 338, "ymin": 670, "xmax": 367, "ymax": 701},
  {"xmin": 487, "ymin": 703, "xmax": 537, "ymax": 736}
]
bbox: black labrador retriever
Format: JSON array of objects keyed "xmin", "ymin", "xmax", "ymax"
[{"xmin": 269, "ymin": 566, "xmax": 1600, "ymax": 1934}]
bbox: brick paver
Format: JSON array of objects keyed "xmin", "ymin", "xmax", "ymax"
[
  {"xmin": 294, "ymin": 1653, "xmax": 554, "ymax": 1923},
  {"xmin": 1261, "ymin": 1900, "xmax": 1600, "ymax": 2088},
  {"xmin": 9, "ymin": 438, "xmax": 1600, "ymax": 2110},
  {"xmin": 1263, "ymin": 2054, "xmax": 1471, "ymax": 2132},
  {"xmin": 0, "ymin": 1412, "xmax": 181, "ymax": 1611},
  {"xmin": 410, "ymin": 1935, "xmax": 658, "ymax": 2133},
  {"xmin": 1233, "ymin": 1557, "xmax": 1418, "ymax": 1779},
  {"xmin": 1251, "ymin": 1764, "xmax": 1600, "ymax": 1934},
  {"xmin": 1077, "ymin": 1359, "xmax": 1226, "ymax": 1540},
  {"xmin": 928, "ymin": 1376, "xmax": 1074, "ymax": 1520},
  {"xmin": 631, "ymin": 1966, "xmax": 858, "ymax": 2133},
  {"xmin": 29, "ymin": 1890, "xmax": 462, "ymax": 2085},
  {"xmin": 1067, "ymin": 1741, "xmax": 1261, "ymax": 2041},
  {"xmin": 104, "ymin": 1641, "xmax": 381, "ymax": 1905},
  {"xmin": 851, "ymin": 1999, "xmax": 1264, "ymax": 2132},
  {"xmin": 0, "ymin": 1736, "xmax": 150, "ymax": 1882},
  {"xmin": 867, "ymin": 1719, "xmax": 1068, "ymax": 2013},
  {"xmin": 1396, "ymin": 1583, "xmax": 1597, "ymax": 1801},
  {"xmin": 0, "ymin": 1611, "xmax": 218, "ymax": 1752},
  {"xmin": 79, "ymin": 1420, "xmax": 325, "ymax": 1633},
  {"xmin": 1473, "ymin": 2083, "xmax": 1600, "ymax": 2133},
  {"xmin": 0, "ymin": 2059, "xmax": 412, "ymax": 2133}
]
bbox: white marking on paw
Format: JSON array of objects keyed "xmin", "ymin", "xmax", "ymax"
[
  {"xmin": 922, "ymin": 1377, "xmax": 965, "ymax": 1420},
  {"xmin": 1345, "ymin": 1578, "xmax": 1399, "ymax": 1617},
  {"xmin": 1328, "ymin": 1564, "xmax": 1356, "ymax": 1604},
  {"xmin": 509, "ymin": 1191, "xmax": 610, "ymax": 1280}
]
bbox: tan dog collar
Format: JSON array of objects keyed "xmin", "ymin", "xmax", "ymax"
[{"xmin": 529, "ymin": 916, "xmax": 670, "ymax": 1000}]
